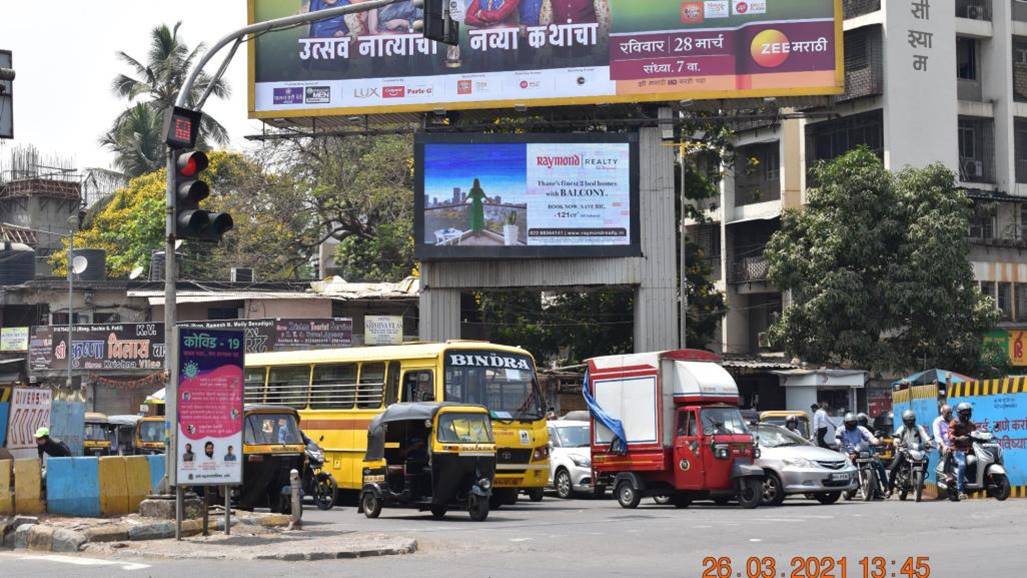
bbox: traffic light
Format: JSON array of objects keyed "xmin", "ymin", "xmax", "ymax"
[
  {"xmin": 173, "ymin": 151, "xmax": 234, "ymax": 242},
  {"xmin": 412, "ymin": 0, "xmax": 459, "ymax": 46}
]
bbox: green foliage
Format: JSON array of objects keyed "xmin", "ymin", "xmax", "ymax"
[
  {"xmin": 975, "ymin": 337, "xmax": 1012, "ymax": 379},
  {"xmin": 764, "ymin": 148, "xmax": 997, "ymax": 373}
]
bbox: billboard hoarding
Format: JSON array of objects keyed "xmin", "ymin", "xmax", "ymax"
[
  {"xmin": 415, "ymin": 133, "xmax": 639, "ymax": 260},
  {"xmin": 7, "ymin": 387, "xmax": 51, "ymax": 457},
  {"xmin": 176, "ymin": 328, "xmax": 245, "ymax": 486},
  {"xmin": 248, "ymin": 0, "xmax": 843, "ymax": 118}
]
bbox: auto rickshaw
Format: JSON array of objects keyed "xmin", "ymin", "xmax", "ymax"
[
  {"xmin": 83, "ymin": 412, "xmax": 113, "ymax": 456},
  {"xmin": 237, "ymin": 405, "xmax": 306, "ymax": 513},
  {"xmin": 134, "ymin": 416, "xmax": 166, "ymax": 454},
  {"xmin": 759, "ymin": 410, "xmax": 812, "ymax": 439},
  {"xmin": 358, "ymin": 402, "xmax": 496, "ymax": 521},
  {"xmin": 871, "ymin": 411, "xmax": 895, "ymax": 467},
  {"xmin": 108, "ymin": 415, "xmax": 140, "ymax": 455}
]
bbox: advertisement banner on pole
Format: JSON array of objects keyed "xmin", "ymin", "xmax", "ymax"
[
  {"xmin": 249, "ymin": 0, "xmax": 843, "ymax": 117},
  {"xmin": 176, "ymin": 329, "xmax": 245, "ymax": 485},
  {"xmin": 365, "ymin": 315, "xmax": 405, "ymax": 345},
  {"xmin": 7, "ymin": 387, "xmax": 51, "ymax": 457}
]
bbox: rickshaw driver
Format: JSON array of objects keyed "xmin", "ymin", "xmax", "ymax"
[{"xmin": 403, "ymin": 428, "xmax": 430, "ymax": 498}]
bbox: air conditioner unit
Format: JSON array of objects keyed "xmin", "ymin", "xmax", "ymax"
[
  {"xmin": 963, "ymin": 159, "xmax": 984, "ymax": 179},
  {"xmin": 966, "ymin": 5, "xmax": 982, "ymax": 20},
  {"xmin": 231, "ymin": 267, "xmax": 255, "ymax": 283}
]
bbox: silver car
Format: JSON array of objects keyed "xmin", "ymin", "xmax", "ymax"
[{"xmin": 755, "ymin": 424, "xmax": 857, "ymax": 506}]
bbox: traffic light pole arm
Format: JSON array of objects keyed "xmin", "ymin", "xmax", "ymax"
[{"xmin": 174, "ymin": 0, "xmax": 400, "ymax": 109}]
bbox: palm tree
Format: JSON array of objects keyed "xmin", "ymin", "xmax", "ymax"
[{"xmin": 103, "ymin": 22, "xmax": 231, "ymax": 176}]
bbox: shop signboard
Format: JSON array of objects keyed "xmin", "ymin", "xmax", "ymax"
[{"xmin": 365, "ymin": 315, "xmax": 404, "ymax": 345}]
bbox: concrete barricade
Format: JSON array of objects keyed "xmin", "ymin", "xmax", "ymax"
[
  {"xmin": 14, "ymin": 458, "xmax": 44, "ymax": 514},
  {"xmin": 98, "ymin": 456, "xmax": 130, "ymax": 516},
  {"xmin": 46, "ymin": 457, "xmax": 101, "ymax": 517},
  {"xmin": 0, "ymin": 459, "xmax": 12, "ymax": 514},
  {"xmin": 124, "ymin": 455, "xmax": 151, "ymax": 510}
]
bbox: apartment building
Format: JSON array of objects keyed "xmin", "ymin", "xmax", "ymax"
[{"xmin": 696, "ymin": 0, "xmax": 1027, "ymax": 356}]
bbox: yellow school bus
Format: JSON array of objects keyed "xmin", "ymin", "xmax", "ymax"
[{"xmin": 244, "ymin": 341, "xmax": 549, "ymax": 505}]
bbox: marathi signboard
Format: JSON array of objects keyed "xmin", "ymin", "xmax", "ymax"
[
  {"xmin": 415, "ymin": 133, "xmax": 639, "ymax": 259},
  {"xmin": 365, "ymin": 315, "xmax": 404, "ymax": 345},
  {"xmin": 28, "ymin": 318, "xmax": 353, "ymax": 372},
  {"xmin": 176, "ymin": 328, "xmax": 245, "ymax": 486},
  {"xmin": 249, "ymin": 0, "xmax": 843, "ymax": 117},
  {"xmin": 7, "ymin": 387, "xmax": 51, "ymax": 454},
  {"xmin": 0, "ymin": 327, "xmax": 29, "ymax": 352}
]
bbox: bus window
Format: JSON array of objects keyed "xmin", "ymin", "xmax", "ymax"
[
  {"xmin": 311, "ymin": 363, "xmax": 358, "ymax": 409},
  {"xmin": 443, "ymin": 350, "xmax": 543, "ymax": 420},
  {"xmin": 266, "ymin": 366, "xmax": 310, "ymax": 409},
  {"xmin": 385, "ymin": 361, "xmax": 401, "ymax": 407},
  {"xmin": 403, "ymin": 370, "xmax": 434, "ymax": 402},
  {"xmin": 244, "ymin": 367, "xmax": 267, "ymax": 404},
  {"xmin": 357, "ymin": 362, "xmax": 386, "ymax": 409}
]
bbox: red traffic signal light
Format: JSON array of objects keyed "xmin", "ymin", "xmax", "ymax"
[{"xmin": 173, "ymin": 150, "xmax": 233, "ymax": 242}]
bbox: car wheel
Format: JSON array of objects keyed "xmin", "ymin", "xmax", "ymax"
[
  {"xmin": 761, "ymin": 471, "xmax": 786, "ymax": 507},
  {"xmin": 814, "ymin": 492, "xmax": 841, "ymax": 505},
  {"xmin": 616, "ymin": 481, "xmax": 641, "ymax": 509},
  {"xmin": 555, "ymin": 469, "xmax": 574, "ymax": 499}
]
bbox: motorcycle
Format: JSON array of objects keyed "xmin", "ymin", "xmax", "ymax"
[
  {"xmin": 845, "ymin": 447, "xmax": 883, "ymax": 502},
  {"xmin": 892, "ymin": 441, "xmax": 932, "ymax": 502},
  {"xmin": 935, "ymin": 430, "xmax": 1010, "ymax": 501},
  {"xmin": 302, "ymin": 436, "xmax": 338, "ymax": 510}
]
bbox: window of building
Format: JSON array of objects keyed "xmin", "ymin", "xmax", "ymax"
[
  {"xmin": 207, "ymin": 307, "xmax": 240, "ymax": 320},
  {"xmin": 807, "ymin": 110, "xmax": 884, "ymax": 164},
  {"xmin": 959, "ymin": 123, "xmax": 977, "ymax": 160},
  {"xmin": 980, "ymin": 281, "xmax": 997, "ymax": 300},
  {"xmin": 93, "ymin": 312, "xmax": 119, "ymax": 323},
  {"xmin": 844, "ymin": 29, "xmax": 869, "ymax": 70},
  {"xmin": 1016, "ymin": 46, "xmax": 1027, "ymax": 65},
  {"xmin": 1016, "ymin": 285, "xmax": 1027, "ymax": 322},
  {"xmin": 957, "ymin": 37, "xmax": 977, "ymax": 80},
  {"xmin": 998, "ymin": 283, "xmax": 1013, "ymax": 320},
  {"xmin": 969, "ymin": 204, "xmax": 995, "ymax": 239},
  {"xmin": 50, "ymin": 311, "xmax": 91, "ymax": 325}
]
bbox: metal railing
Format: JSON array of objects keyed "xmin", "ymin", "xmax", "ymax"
[
  {"xmin": 730, "ymin": 255, "xmax": 771, "ymax": 284},
  {"xmin": 956, "ymin": 0, "xmax": 992, "ymax": 20}
]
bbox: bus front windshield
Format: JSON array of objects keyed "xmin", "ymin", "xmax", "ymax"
[{"xmin": 444, "ymin": 350, "xmax": 544, "ymax": 421}]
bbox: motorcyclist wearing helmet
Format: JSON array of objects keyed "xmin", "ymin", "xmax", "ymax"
[
  {"xmin": 784, "ymin": 415, "xmax": 804, "ymax": 437},
  {"xmin": 836, "ymin": 412, "xmax": 887, "ymax": 498},
  {"xmin": 857, "ymin": 413, "xmax": 870, "ymax": 430},
  {"xmin": 947, "ymin": 402, "xmax": 976, "ymax": 500},
  {"xmin": 886, "ymin": 410, "xmax": 932, "ymax": 497}
]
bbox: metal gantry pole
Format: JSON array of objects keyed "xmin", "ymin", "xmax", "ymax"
[{"xmin": 67, "ymin": 225, "xmax": 74, "ymax": 389}]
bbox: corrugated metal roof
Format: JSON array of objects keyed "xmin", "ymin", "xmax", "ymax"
[{"xmin": 721, "ymin": 357, "xmax": 799, "ymax": 370}]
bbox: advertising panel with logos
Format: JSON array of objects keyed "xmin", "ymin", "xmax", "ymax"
[
  {"xmin": 415, "ymin": 132, "xmax": 639, "ymax": 260},
  {"xmin": 249, "ymin": 0, "xmax": 843, "ymax": 117}
]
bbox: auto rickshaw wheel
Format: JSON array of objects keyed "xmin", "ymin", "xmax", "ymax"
[
  {"xmin": 671, "ymin": 493, "xmax": 691, "ymax": 508},
  {"xmin": 468, "ymin": 494, "xmax": 489, "ymax": 522},
  {"xmin": 615, "ymin": 481, "xmax": 641, "ymax": 509},
  {"xmin": 736, "ymin": 477, "xmax": 762, "ymax": 509},
  {"xmin": 361, "ymin": 492, "xmax": 382, "ymax": 519},
  {"xmin": 430, "ymin": 505, "xmax": 447, "ymax": 519},
  {"xmin": 526, "ymin": 487, "xmax": 544, "ymax": 502},
  {"xmin": 314, "ymin": 473, "xmax": 337, "ymax": 511}
]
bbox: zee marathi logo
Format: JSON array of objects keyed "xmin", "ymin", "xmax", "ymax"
[
  {"xmin": 750, "ymin": 30, "xmax": 830, "ymax": 69},
  {"xmin": 536, "ymin": 155, "xmax": 581, "ymax": 169}
]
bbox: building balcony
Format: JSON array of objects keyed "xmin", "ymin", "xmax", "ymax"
[
  {"xmin": 968, "ymin": 223, "xmax": 1027, "ymax": 247},
  {"xmin": 730, "ymin": 255, "xmax": 771, "ymax": 285},
  {"xmin": 956, "ymin": 0, "xmax": 992, "ymax": 21},
  {"xmin": 843, "ymin": 0, "xmax": 880, "ymax": 19},
  {"xmin": 839, "ymin": 64, "xmax": 883, "ymax": 103}
]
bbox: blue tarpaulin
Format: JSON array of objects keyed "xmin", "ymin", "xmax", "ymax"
[
  {"xmin": 893, "ymin": 369, "xmax": 970, "ymax": 388},
  {"xmin": 0, "ymin": 401, "xmax": 9, "ymax": 447},
  {"xmin": 50, "ymin": 399, "xmax": 86, "ymax": 456},
  {"xmin": 582, "ymin": 370, "xmax": 628, "ymax": 454}
]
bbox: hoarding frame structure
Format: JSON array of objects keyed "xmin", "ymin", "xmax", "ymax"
[
  {"xmin": 247, "ymin": 0, "xmax": 844, "ymax": 120},
  {"xmin": 414, "ymin": 132, "xmax": 641, "ymax": 260}
]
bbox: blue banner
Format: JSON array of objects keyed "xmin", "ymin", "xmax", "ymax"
[
  {"xmin": 50, "ymin": 399, "xmax": 86, "ymax": 456},
  {"xmin": 948, "ymin": 387, "xmax": 1027, "ymax": 490},
  {"xmin": 0, "ymin": 401, "xmax": 9, "ymax": 448},
  {"xmin": 583, "ymin": 370, "xmax": 628, "ymax": 455}
]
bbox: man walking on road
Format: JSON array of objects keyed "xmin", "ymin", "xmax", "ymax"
[{"xmin": 813, "ymin": 402, "xmax": 831, "ymax": 448}]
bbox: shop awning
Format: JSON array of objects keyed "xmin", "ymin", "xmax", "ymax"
[{"xmin": 771, "ymin": 368, "xmax": 867, "ymax": 388}]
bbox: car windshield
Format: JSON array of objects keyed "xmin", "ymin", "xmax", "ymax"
[
  {"xmin": 553, "ymin": 424, "xmax": 590, "ymax": 448},
  {"xmin": 244, "ymin": 413, "xmax": 303, "ymax": 445},
  {"xmin": 437, "ymin": 413, "xmax": 494, "ymax": 444},
  {"xmin": 701, "ymin": 407, "xmax": 750, "ymax": 435},
  {"xmin": 138, "ymin": 421, "xmax": 164, "ymax": 442},
  {"xmin": 444, "ymin": 350, "xmax": 544, "ymax": 421},
  {"xmin": 758, "ymin": 425, "xmax": 811, "ymax": 448}
]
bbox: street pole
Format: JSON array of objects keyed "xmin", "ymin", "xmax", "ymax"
[
  {"xmin": 679, "ymin": 141, "xmax": 687, "ymax": 349},
  {"xmin": 67, "ymin": 224, "xmax": 74, "ymax": 389},
  {"xmin": 158, "ymin": 0, "xmax": 400, "ymax": 502}
]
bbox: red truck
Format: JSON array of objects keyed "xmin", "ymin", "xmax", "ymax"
[{"xmin": 585, "ymin": 349, "xmax": 763, "ymax": 509}]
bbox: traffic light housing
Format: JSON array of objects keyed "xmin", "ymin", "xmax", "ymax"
[
  {"xmin": 413, "ymin": 0, "xmax": 459, "ymax": 46},
  {"xmin": 173, "ymin": 150, "xmax": 234, "ymax": 242}
]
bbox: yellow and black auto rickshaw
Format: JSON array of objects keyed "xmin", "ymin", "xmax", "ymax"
[
  {"xmin": 108, "ymin": 415, "xmax": 140, "ymax": 455},
  {"xmin": 759, "ymin": 410, "xmax": 812, "ymax": 439},
  {"xmin": 359, "ymin": 402, "xmax": 496, "ymax": 522},
  {"xmin": 134, "ymin": 416, "xmax": 166, "ymax": 455},
  {"xmin": 238, "ymin": 405, "xmax": 306, "ymax": 513},
  {"xmin": 83, "ymin": 412, "xmax": 113, "ymax": 456}
]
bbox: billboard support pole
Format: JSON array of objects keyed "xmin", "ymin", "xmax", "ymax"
[{"xmin": 679, "ymin": 140, "xmax": 687, "ymax": 349}]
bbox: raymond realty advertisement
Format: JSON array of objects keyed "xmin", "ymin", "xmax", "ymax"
[{"xmin": 248, "ymin": 0, "xmax": 843, "ymax": 116}]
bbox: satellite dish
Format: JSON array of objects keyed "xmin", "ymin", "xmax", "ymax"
[
  {"xmin": 71, "ymin": 255, "xmax": 89, "ymax": 275},
  {"xmin": 174, "ymin": 240, "xmax": 183, "ymax": 250},
  {"xmin": 129, "ymin": 265, "xmax": 145, "ymax": 280}
]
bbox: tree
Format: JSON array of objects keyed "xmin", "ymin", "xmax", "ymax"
[
  {"xmin": 52, "ymin": 152, "xmax": 315, "ymax": 280},
  {"xmin": 764, "ymin": 148, "xmax": 997, "ymax": 373},
  {"xmin": 103, "ymin": 22, "xmax": 230, "ymax": 176}
]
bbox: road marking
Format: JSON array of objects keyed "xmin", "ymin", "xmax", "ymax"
[
  {"xmin": 15, "ymin": 554, "xmax": 150, "ymax": 571},
  {"xmin": 749, "ymin": 538, "xmax": 762, "ymax": 542},
  {"xmin": 510, "ymin": 537, "xmax": 532, "ymax": 542}
]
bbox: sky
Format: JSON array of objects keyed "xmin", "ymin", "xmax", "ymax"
[
  {"xmin": 424, "ymin": 143, "xmax": 527, "ymax": 203},
  {"xmin": 0, "ymin": 0, "xmax": 259, "ymax": 172}
]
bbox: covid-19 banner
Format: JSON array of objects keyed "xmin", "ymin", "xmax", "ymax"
[{"xmin": 249, "ymin": 0, "xmax": 843, "ymax": 117}]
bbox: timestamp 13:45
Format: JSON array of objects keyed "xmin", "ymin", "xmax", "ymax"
[{"xmin": 701, "ymin": 556, "xmax": 931, "ymax": 578}]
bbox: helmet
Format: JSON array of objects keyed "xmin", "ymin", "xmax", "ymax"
[
  {"xmin": 956, "ymin": 402, "xmax": 972, "ymax": 420},
  {"xmin": 901, "ymin": 409, "xmax": 916, "ymax": 426},
  {"xmin": 34, "ymin": 427, "xmax": 49, "ymax": 439},
  {"xmin": 785, "ymin": 415, "xmax": 798, "ymax": 427},
  {"xmin": 857, "ymin": 412, "xmax": 870, "ymax": 427},
  {"xmin": 843, "ymin": 412, "xmax": 857, "ymax": 429}
]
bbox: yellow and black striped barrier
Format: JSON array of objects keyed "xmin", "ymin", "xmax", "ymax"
[{"xmin": 949, "ymin": 377, "xmax": 1027, "ymax": 397}]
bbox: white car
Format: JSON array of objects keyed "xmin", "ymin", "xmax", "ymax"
[{"xmin": 546, "ymin": 420, "xmax": 593, "ymax": 499}]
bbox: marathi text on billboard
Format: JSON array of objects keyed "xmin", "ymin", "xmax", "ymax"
[{"xmin": 249, "ymin": 0, "xmax": 842, "ymax": 117}]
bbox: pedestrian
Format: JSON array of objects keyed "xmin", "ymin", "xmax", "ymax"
[
  {"xmin": 34, "ymin": 427, "xmax": 71, "ymax": 462},
  {"xmin": 813, "ymin": 402, "xmax": 831, "ymax": 448}
]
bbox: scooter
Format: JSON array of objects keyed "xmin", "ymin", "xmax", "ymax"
[
  {"xmin": 302, "ymin": 437, "xmax": 338, "ymax": 510},
  {"xmin": 935, "ymin": 430, "xmax": 1010, "ymax": 501},
  {"xmin": 892, "ymin": 441, "xmax": 932, "ymax": 502}
]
